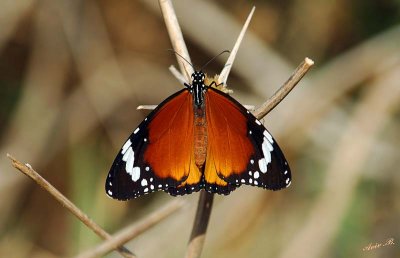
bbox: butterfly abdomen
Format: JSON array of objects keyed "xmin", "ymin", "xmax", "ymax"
[{"xmin": 194, "ymin": 106, "xmax": 207, "ymax": 169}]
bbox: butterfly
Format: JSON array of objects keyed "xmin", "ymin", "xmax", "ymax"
[{"xmin": 105, "ymin": 71, "xmax": 291, "ymax": 200}]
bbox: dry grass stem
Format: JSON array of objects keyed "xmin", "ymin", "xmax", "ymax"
[
  {"xmin": 169, "ymin": 65, "xmax": 189, "ymax": 85},
  {"xmin": 254, "ymin": 57, "xmax": 314, "ymax": 120},
  {"xmin": 159, "ymin": 0, "xmax": 194, "ymax": 79},
  {"xmin": 75, "ymin": 199, "xmax": 186, "ymax": 258},
  {"xmin": 6, "ymin": 154, "xmax": 135, "ymax": 258},
  {"xmin": 184, "ymin": 192, "xmax": 214, "ymax": 258},
  {"xmin": 218, "ymin": 6, "xmax": 256, "ymax": 85}
]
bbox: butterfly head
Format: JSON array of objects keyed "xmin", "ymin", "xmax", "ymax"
[{"xmin": 191, "ymin": 71, "xmax": 206, "ymax": 107}]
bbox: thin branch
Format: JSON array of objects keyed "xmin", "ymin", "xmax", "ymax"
[
  {"xmin": 75, "ymin": 199, "xmax": 186, "ymax": 258},
  {"xmin": 169, "ymin": 65, "xmax": 189, "ymax": 85},
  {"xmin": 184, "ymin": 192, "xmax": 214, "ymax": 258},
  {"xmin": 253, "ymin": 57, "xmax": 314, "ymax": 120},
  {"xmin": 6, "ymin": 154, "xmax": 135, "ymax": 258},
  {"xmin": 159, "ymin": 0, "xmax": 194, "ymax": 80},
  {"xmin": 218, "ymin": 6, "xmax": 255, "ymax": 85}
]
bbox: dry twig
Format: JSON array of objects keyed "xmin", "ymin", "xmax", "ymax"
[
  {"xmin": 159, "ymin": 0, "xmax": 193, "ymax": 80},
  {"xmin": 6, "ymin": 154, "xmax": 135, "ymax": 258},
  {"xmin": 75, "ymin": 199, "xmax": 186, "ymax": 258},
  {"xmin": 169, "ymin": 65, "xmax": 189, "ymax": 85},
  {"xmin": 253, "ymin": 57, "xmax": 314, "ymax": 119},
  {"xmin": 218, "ymin": 6, "xmax": 255, "ymax": 85}
]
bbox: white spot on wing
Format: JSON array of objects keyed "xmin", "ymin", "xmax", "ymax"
[
  {"xmin": 141, "ymin": 178, "xmax": 148, "ymax": 186},
  {"xmin": 122, "ymin": 147, "xmax": 132, "ymax": 162},
  {"xmin": 125, "ymin": 148, "xmax": 134, "ymax": 172},
  {"xmin": 150, "ymin": 185, "xmax": 154, "ymax": 190},
  {"xmin": 286, "ymin": 178, "xmax": 290, "ymax": 184},
  {"xmin": 284, "ymin": 170, "xmax": 288, "ymax": 175},
  {"xmin": 255, "ymin": 119, "xmax": 262, "ymax": 125},
  {"xmin": 250, "ymin": 159, "xmax": 254, "ymax": 164},
  {"xmin": 259, "ymin": 158, "xmax": 267, "ymax": 173},
  {"xmin": 261, "ymin": 137, "xmax": 273, "ymax": 167},
  {"xmin": 286, "ymin": 181, "xmax": 292, "ymax": 187},
  {"xmin": 121, "ymin": 139, "xmax": 132, "ymax": 155},
  {"xmin": 145, "ymin": 166, "xmax": 150, "ymax": 171},
  {"xmin": 254, "ymin": 171, "xmax": 260, "ymax": 179},
  {"xmin": 144, "ymin": 187, "xmax": 149, "ymax": 193},
  {"xmin": 107, "ymin": 190, "xmax": 112, "ymax": 196},
  {"xmin": 134, "ymin": 127, "xmax": 140, "ymax": 134},
  {"xmin": 263, "ymin": 130, "xmax": 274, "ymax": 143},
  {"xmin": 131, "ymin": 167, "xmax": 140, "ymax": 182}
]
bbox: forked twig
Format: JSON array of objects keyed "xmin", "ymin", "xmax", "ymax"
[
  {"xmin": 7, "ymin": 154, "xmax": 136, "ymax": 258},
  {"xmin": 157, "ymin": 2, "xmax": 314, "ymax": 257},
  {"xmin": 184, "ymin": 58, "xmax": 313, "ymax": 258}
]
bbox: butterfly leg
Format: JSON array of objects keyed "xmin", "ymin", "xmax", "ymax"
[{"xmin": 206, "ymin": 81, "xmax": 223, "ymax": 88}]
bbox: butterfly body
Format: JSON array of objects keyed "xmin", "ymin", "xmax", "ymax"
[{"xmin": 106, "ymin": 71, "xmax": 291, "ymax": 200}]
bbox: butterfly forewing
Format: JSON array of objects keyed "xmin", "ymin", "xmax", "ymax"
[
  {"xmin": 204, "ymin": 87, "xmax": 291, "ymax": 192},
  {"xmin": 105, "ymin": 89, "xmax": 201, "ymax": 200}
]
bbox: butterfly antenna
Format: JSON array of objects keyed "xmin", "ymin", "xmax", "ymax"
[
  {"xmin": 167, "ymin": 49, "xmax": 195, "ymax": 70},
  {"xmin": 200, "ymin": 50, "xmax": 230, "ymax": 71}
]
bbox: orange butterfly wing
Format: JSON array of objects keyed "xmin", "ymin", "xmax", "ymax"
[
  {"xmin": 204, "ymin": 87, "xmax": 291, "ymax": 194},
  {"xmin": 106, "ymin": 89, "xmax": 201, "ymax": 200}
]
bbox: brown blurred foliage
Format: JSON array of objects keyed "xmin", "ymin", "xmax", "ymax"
[{"xmin": 0, "ymin": 0, "xmax": 399, "ymax": 257}]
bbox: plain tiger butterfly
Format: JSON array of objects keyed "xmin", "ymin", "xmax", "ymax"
[{"xmin": 105, "ymin": 66, "xmax": 291, "ymax": 200}]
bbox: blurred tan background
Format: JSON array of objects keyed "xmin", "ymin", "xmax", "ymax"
[{"xmin": 0, "ymin": 0, "xmax": 399, "ymax": 257}]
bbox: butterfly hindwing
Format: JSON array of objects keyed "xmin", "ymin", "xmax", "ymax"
[
  {"xmin": 105, "ymin": 89, "xmax": 201, "ymax": 200},
  {"xmin": 204, "ymin": 87, "xmax": 291, "ymax": 192}
]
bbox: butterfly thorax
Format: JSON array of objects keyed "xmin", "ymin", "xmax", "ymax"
[{"xmin": 190, "ymin": 71, "xmax": 206, "ymax": 107}]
